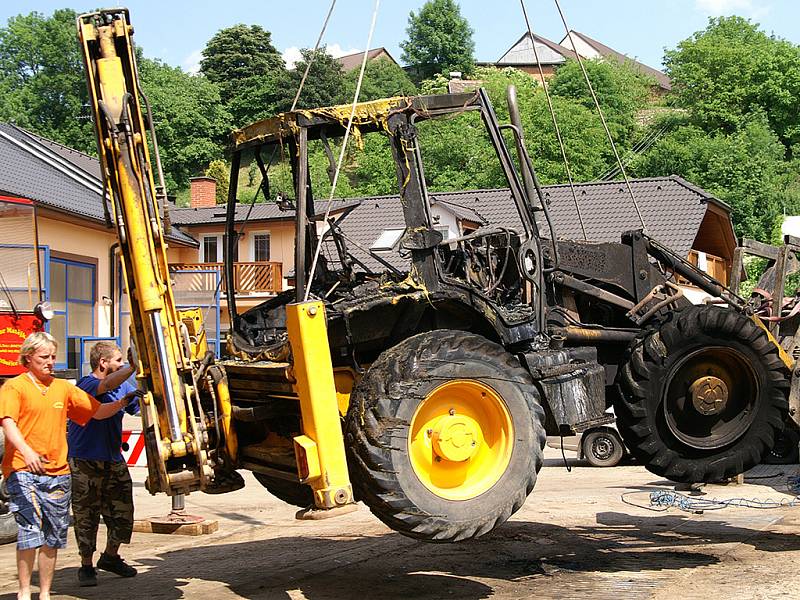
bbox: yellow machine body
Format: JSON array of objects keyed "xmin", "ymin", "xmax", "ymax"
[
  {"xmin": 286, "ymin": 301, "xmax": 354, "ymax": 509},
  {"xmin": 78, "ymin": 10, "xmax": 213, "ymax": 495}
]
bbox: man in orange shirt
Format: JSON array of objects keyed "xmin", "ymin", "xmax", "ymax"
[{"xmin": 0, "ymin": 332, "xmax": 132, "ymax": 600}]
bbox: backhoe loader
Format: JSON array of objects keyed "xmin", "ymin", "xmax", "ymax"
[{"xmin": 78, "ymin": 8, "xmax": 793, "ymax": 542}]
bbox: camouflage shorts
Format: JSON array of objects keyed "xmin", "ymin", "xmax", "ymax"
[{"xmin": 69, "ymin": 458, "xmax": 134, "ymax": 557}]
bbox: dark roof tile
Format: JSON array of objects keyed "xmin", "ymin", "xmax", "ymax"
[
  {"xmin": 0, "ymin": 123, "xmax": 197, "ymax": 247},
  {"xmin": 324, "ymin": 177, "xmax": 724, "ymax": 273}
]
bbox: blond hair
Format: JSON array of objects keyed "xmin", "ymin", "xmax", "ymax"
[
  {"xmin": 19, "ymin": 331, "xmax": 58, "ymax": 366},
  {"xmin": 89, "ymin": 341, "xmax": 121, "ymax": 371}
]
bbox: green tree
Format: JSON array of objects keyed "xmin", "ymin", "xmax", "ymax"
[
  {"xmin": 200, "ymin": 24, "xmax": 285, "ymax": 105},
  {"xmin": 631, "ymin": 115, "xmax": 788, "ymax": 242},
  {"xmin": 401, "ymin": 0, "xmax": 475, "ymax": 81},
  {"xmin": 139, "ymin": 58, "xmax": 232, "ymax": 191},
  {"xmin": 205, "ymin": 159, "xmax": 230, "ymax": 204},
  {"xmin": 665, "ymin": 16, "xmax": 800, "ymax": 151},
  {"xmin": 226, "ymin": 70, "xmax": 288, "ymax": 127},
  {"xmin": 343, "ymin": 57, "xmax": 417, "ymax": 102},
  {"xmin": 0, "ymin": 9, "xmax": 95, "ymax": 153},
  {"xmin": 284, "ymin": 47, "xmax": 348, "ymax": 110},
  {"xmin": 549, "ymin": 58, "xmax": 652, "ymax": 146}
]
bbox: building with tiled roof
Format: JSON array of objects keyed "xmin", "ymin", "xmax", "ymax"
[
  {"xmin": 558, "ymin": 30, "xmax": 671, "ymax": 92},
  {"xmin": 488, "ymin": 30, "xmax": 671, "ymax": 93},
  {"xmin": 483, "ymin": 32, "xmax": 578, "ymax": 85},
  {"xmin": 319, "ymin": 176, "xmax": 736, "ymax": 297},
  {"xmin": 0, "ymin": 122, "xmax": 199, "ymax": 372},
  {"xmin": 336, "ymin": 48, "xmax": 399, "ymax": 72}
]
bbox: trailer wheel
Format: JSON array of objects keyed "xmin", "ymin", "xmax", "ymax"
[
  {"xmin": 617, "ymin": 305, "xmax": 789, "ymax": 483},
  {"xmin": 581, "ymin": 429, "xmax": 624, "ymax": 467},
  {"xmin": 252, "ymin": 473, "xmax": 314, "ymax": 508},
  {"xmin": 345, "ymin": 330, "xmax": 545, "ymax": 542}
]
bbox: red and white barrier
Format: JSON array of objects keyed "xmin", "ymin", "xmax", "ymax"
[{"xmin": 121, "ymin": 430, "xmax": 147, "ymax": 467}]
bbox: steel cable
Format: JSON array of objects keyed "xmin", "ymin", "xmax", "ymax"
[
  {"xmin": 305, "ymin": 0, "xmax": 381, "ymax": 301},
  {"xmin": 554, "ymin": 0, "xmax": 647, "ymax": 232},
  {"xmin": 519, "ymin": 0, "xmax": 587, "ymax": 240}
]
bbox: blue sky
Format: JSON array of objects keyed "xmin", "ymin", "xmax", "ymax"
[{"xmin": 2, "ymin": 0, "xmax": 799, "ymax": 74}]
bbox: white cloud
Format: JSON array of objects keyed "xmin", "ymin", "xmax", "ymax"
[
  {"xmin": 183, "ymin": 49, "xmax": 203, "ymax": 75},
  {"xmin": 282, "ymin": 47, "xmax": 304, "ymax": 69},
  {"xmin": 695, "ymin": 0, "xmax": 770, "ymax": 18},
  {"xmin": 327, "ymin": 44, "xmax": 361, "ymax": 59},
  {"xmin": 282, "ymin": 43, "xmax": 360, "ymax": 68}
]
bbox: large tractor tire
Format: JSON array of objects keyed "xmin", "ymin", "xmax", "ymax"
[
  {"xmin": 252, "ymin": 473, "xmax": 314, "ymax": 508},
  {"xmin": 345, "ymin": 330, "xmax": 545, "ymax": 542},
  {"xmin": 617, "ymin": 305, "xmax": 789, "ymax": 483}
]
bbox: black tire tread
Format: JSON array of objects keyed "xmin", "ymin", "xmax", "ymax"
[
  {"xmin": 345, "ymin": 329, "xmax": 545, "ymax": 542},
  {"xmin": 617, "ymin": 305, "xmax": 789, "ymax": 483}
]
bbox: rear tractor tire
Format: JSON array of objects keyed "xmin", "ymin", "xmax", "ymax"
[
  {"xmin": 617, "ymin": 305, "xmax": 789, "ymax": 483},
  {"xmin": 345, "ymin": 330, "xmax": 546, "ymax": 542}
]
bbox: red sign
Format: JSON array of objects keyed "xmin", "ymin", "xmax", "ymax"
[{"xmin": 0, "ymin": 313, "xmax": 43, "ymax": 377}]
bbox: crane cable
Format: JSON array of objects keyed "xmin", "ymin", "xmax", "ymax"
[
  {"xmin": 290, "ymin": 0, "xmax": 337, "ymax": 112},
  {"xmin": 206, "ymin": 0, "xmax": 337, "ymax": 330},
  {"xmin": 304, "ymin": 0, "xmax": 381, "ymax": 302},
  {"xmin": 553, "ymin": 0, "xmax": 647, "ymax": 233},
  {"xmin": 519, "ymin": 0, "xmax": 587, "ymax": 241}
]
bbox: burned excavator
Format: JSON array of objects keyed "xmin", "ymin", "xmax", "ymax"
[{"xmin": 78, "ymin": 8, "xmax": 792, "ymax": 542}]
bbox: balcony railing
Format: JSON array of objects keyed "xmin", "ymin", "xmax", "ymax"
[{"xmin": 170, "ymin": 262, "xmax": 283, "ymax": 295}]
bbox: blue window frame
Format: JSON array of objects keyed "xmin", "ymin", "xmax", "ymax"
[
  {"xmin": 0, "ymin": 244, "xmax": 49, "ymax": 312},
  {"xmin": 49, "ymin": 257, "xmax": 96, "ymax": 369}
]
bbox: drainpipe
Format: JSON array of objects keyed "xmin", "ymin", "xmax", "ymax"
[{"xmin": 109, "ymin": 242, "xmax": 118, "ymax": 337}]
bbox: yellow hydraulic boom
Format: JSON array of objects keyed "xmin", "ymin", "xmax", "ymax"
[{"xmin": 77, "ymin": 9, "xmax": 213, "ymax": 496}]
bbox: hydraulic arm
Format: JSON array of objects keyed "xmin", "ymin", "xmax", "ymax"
[{"xmin": 78, "ymin": 9, "xmax": 213, "ymax": 495}]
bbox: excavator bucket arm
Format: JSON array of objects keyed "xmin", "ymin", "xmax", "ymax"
[{"xmin": 77, "ymin": 9, "xmax": 214, "ymax": 495}]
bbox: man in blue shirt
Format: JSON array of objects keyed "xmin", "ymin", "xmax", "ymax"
[{"xmin": 68, "ymin": 341, "xmax": 142, "ymax": 587}]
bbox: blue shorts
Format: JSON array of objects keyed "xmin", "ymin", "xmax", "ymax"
[{"xmin": 6, "ymin": 471, "xmax": 72, "ymax": 550}]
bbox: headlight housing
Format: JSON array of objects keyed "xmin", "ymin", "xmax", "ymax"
[{"xmin": 33, "ymin": 301, "xmax": 54, "ymax": 321}]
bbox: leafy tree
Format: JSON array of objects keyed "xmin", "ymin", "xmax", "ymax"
[
  {"xmin": 665, "ymin": 16, "xmax": 800, "ymax": 151},
  {"xmin": 200, "ymin": 24, "xmax": 285, "ymax": 105},
  {"xmin": 631, "ymin": 115, "xmax": 788, "ymax": 242},
  {"xmin": 401, "ymin": 0, "xmax": 475, "ymax": 81},
  {"xmin": 226, "ymin": 70, "xmax": 287, "ymax": 127},
  {"xmin": 284, "ymin": 47, "xmax": 348, "ymax": 110},
  {"xmin": 205, "ymin": 159, "xmax": 230, "ymax": 204},
  {"xmin": 549, "ymin": 58, "xmax": 652, "ymax": 146},
  {"xmin": 139, "ymin": 58, "xmax": 232, "ymax": 191},
  {"xmin": 446, "ymin": 66, "xmax": 611, "ymax": 186},
  {"xmin": 0, "ymin": 9, "xmax": 95, "ymax": 153},
  {"xmin": 343, "ymin": 57, "xmax": 417, "ymax": 102}
]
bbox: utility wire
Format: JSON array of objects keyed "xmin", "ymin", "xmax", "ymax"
[
  {"xmin": 305, "ymin": 0, "xmax": 381, "ymax": 302},
  {"xmin": 519, "ymin": 0, "xmax": 587, "ymax": 241},
  {"xmin": 554, "ymin": 0, "xmax": 646, "ymax": 232}
]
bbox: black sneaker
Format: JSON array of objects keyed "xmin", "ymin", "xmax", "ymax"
[
  {"xmin": 78, "ymin": 565, "xmax": 98, "ymax": 587},
  {"xmin": 97, "ymin": 553, "xmax": 137, "ymax": 577}
]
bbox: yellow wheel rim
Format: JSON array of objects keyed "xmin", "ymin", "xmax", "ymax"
[{"xmin": 408, "ymin": 380, "xmax": 514, "ymax": 500}]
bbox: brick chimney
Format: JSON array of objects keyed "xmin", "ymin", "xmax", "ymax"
[{"xmin": 190, "ymin": 176, "xmax": 217, "ymax": 208}]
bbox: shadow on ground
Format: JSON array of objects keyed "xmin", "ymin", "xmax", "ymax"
[{"xmin": 5, "ymin": 513, "xmax": 800, "ymax": 600}]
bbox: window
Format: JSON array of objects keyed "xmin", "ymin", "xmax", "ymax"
[
  {"xmin": 435, "ymin": 225, "xmax": 453, "ymax": 240},
  {"xmin": 253, "ymin": 233, "xmax": 271, "ymax": 262},
  {"xmin": 49, "ymin": 258, "xmax": 95, "ymax": 368},
  {"xmin": 202, "ymin": 235, "xmax": 220, "ymax": 262},
  {"xmin": 370, "ymin": 229, "xmax": 405, "ymax": 252}
]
